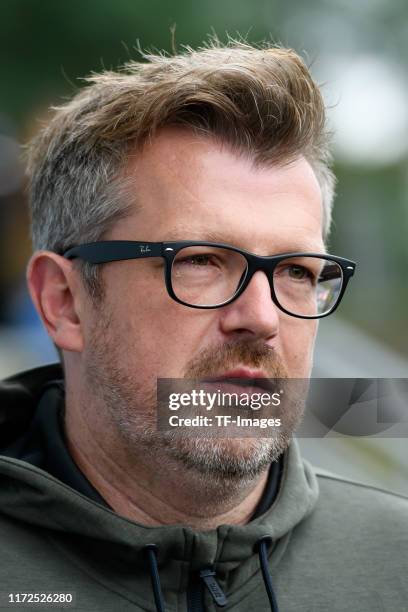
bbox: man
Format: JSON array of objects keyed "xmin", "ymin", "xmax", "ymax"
[{"xmin": 0, "ymin": 41, "xmax": 406, "ymax": 612}]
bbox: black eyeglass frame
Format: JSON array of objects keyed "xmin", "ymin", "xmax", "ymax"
[{"xmin": 63, "ymin": 240, "xmax": 356, "ymax": 319}]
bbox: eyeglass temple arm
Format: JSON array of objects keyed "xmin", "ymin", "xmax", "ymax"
[{"xmin": 62, "ymin": 241, "xmax": 163, "ymax": 264}]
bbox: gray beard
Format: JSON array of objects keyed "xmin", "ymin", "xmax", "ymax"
[{"xmin": 84, "ymin": 324, "xmax": 305, "ymax": 483}]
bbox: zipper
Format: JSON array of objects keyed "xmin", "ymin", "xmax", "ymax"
[
  {"xmin": 187, "ymin": 568, "xmax": 227, "ymax": 611},
  {"xmin": 187, "ymin": 573, "xmax": 204, "ymax": 612}
]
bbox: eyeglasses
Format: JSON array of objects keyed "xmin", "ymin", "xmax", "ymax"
[{"xmin": 63, "ymin": 240, "xmax": 356, "ymax": 319}]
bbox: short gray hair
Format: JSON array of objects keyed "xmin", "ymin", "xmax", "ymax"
[{"xmin": 26, "ymin": 39, "xmax": 335, "ymax": 301}]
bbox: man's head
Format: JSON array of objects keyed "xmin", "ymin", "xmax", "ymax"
[{"xmin": 26, "ymin": 41, "xmax": 336, "ymax": 481}]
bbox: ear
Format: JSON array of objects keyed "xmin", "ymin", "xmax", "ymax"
[{"xmin": 26, "ymin": 251, "xmax": 84, "ymax": 353}]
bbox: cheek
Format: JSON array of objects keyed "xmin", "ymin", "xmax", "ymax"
[
  {"xmin": 280, "ymin": 319, "xmax": 318, "ymax": 375},
  {"xmin": 113, "ymin": 294, "xmax": 210, "ymax": 377},
  {"xmin": 96, "ymin": 267, "xmax": 192, "ymax": 377}
]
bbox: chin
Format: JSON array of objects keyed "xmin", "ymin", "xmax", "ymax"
[{"xmin": 161, "ymin": 434, "xmax": 289, "ymax": 481}]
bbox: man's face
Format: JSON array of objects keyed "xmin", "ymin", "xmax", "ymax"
[{"xmin": 81, "ymin": 127, "xmax": 325, "ymax": 479}]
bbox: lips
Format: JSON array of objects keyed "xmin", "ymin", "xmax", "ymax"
[
  {"xmin": 219, "ymin": 368, "xmax": 270, "ymax": 379},
  {"xmin": 202, "ymin": 368, "xmax": 280, "ymax": 393}
]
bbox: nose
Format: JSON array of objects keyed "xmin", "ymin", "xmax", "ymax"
[{"xmin": 218, "ymin": 270, "xmax": 280, "ymax": 341}]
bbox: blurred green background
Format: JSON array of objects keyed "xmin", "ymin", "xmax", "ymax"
[{"xmin": 0, "ymin": 0, "xmax": 407, "ymax": 492}]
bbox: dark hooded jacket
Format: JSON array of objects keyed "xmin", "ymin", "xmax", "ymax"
[{"xmin": 0, "ymin": 364, "xmax": 407, "ymax": 611}]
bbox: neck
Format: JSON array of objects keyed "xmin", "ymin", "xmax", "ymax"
[{"xmin": 64, "ymin": 394, "xmax": 270, "ymax": 531}]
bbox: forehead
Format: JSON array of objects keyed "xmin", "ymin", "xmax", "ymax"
[{"xmin": 117, "ymin": 128, "xmax": 325, "ymax": 254}]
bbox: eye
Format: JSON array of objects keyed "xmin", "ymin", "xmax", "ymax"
[
  {"xmin": 186, "ymin": 254, "xmax": 213, "ymax": 266},
  {"xmin": 176, "ymin": 252, "xmax": 222, "ymax": 268},
  {"xmin": 287, "ymin": 264, "xmax": 314, "ymax": 282}
]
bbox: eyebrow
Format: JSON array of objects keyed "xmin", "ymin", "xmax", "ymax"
[
  {"xmin": 163, "ymin": 228, "xmax": 326, "ymax": 254},
  {"xmin": 164, "ymin": 228, "xmax": 244, "ymax": 244}
]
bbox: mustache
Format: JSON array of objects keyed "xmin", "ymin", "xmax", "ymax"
[{"xmin": 183, "ymin": 339, "xmax": 288, "ymax": 379}]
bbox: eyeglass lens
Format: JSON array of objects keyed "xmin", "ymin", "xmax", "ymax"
[{"xmin": 171, "ymin": 246, "xmax": 343, "ymax": 316}]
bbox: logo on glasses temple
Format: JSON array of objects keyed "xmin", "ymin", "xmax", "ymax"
[{"xmin": 139, "ymin": 245, "xmax": 151, "ymax": 253}]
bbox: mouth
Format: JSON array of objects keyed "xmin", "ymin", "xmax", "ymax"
[{"xmin": 201, "ymin": 368, "xmax": 281, "ymax": 393}]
